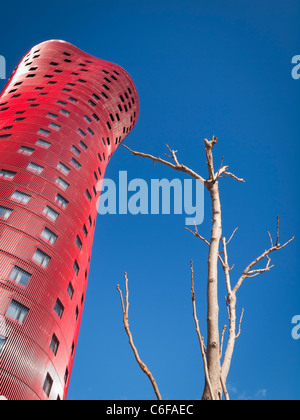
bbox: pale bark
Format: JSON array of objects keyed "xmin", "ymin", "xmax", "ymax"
[{"xmin": 117, "ymin": 273, "xmax": 162, "ymax": 400}]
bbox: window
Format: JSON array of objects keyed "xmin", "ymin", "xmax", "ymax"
[
  {"xmin": 0, "ymin": 206, "xmax": 12, "ymax": 220},
  {"xmin": 55, "ymin": 194, "xmax": 69, "ymax": 209},
  {"xmin": 0, "ymin": 169, "xmax": 16, "ymax": 179},
  {"xmin": 71, "ymin": 158, "xmax": 81, "ymax": 170},
  {"xmin": 73, "ymin": 260, "xmax": 79, "ymax": 276},
  {"xmin": 56, "ymin": 177, "xmax": 69, "ymax": 190},
  {"xmin": 43, "ymin": 374, "xmax": 53, "ymax": 398},
  {"xmin": 79, "ymin": 141, "xmax": 87, "ymax": 150},
  {"xmin": 75, "ymin": 235, "xmax": 82, "ymax": 250},
  {"xmin": 47, "ymin": 113, "xmax": 58, "ymax": 119},
  {"xmin": 85, "ymin": 190, "xmax": 92, "ymax": 202},
  {"xmin": 9, "ymin": 266, "xmax": 32, "ymax": 287},
  {"xmin": 87, "ymin": 128, "xmax": 94, "ymax": 136},
  {"xmin": 0, "ymin": 134, "xmax": 12, "ymax": 139},
  {"xmin": 57, "ymin": 162, "xmax": 70, "ymax": 175},
  {"xmin": 68, "ymin": 97, "xmax": 78, "ymax": 103},
  {"xmin": 50, "ymin": 334, "xmax": 60, "ymax": 356},
  {"xmin": 27, "ymin": 162, "xmax": 44, "ymax": 174},
  {"xmin": 60, "ymin": 109, "xmax": 70, "ymax": 116},
  {"xmin": 33, "ymin": 249, "xmax": 51, "ymax": 267},
  {"xmin": 71, "ymin": 145, "xmax": 81, "ymax": 155},
  {"xmin": 84, "ymin": 115, "xmax": 92, "ymax": 123},
  {"xmin": 67, "ymin": 283, "xmax": 74, "ymax": 300},
  {"xmin": 75, "ymin": 306, "xmax": 79, "ymax": 320},
  {"xmin": 19, "ymin": 146, "xmax": 35, "ymax": 155},
  {"xmin": 54, "ymin": 299, "xmax": 64, "ymax": 319},
  {"xmin": 41, "ymin": 227, "xmax": 58, "ymax": 244},
  {"xmin": 83, "ymin": 224, "xmax": 88, "ymax": 237},
  {"xmin": 43, "ymin": 206, "xmax": 59, "ymax": 222},
  {"xmin": 77, "ymin": 129, "xmax": 86, "ymax": 138},
  {"xmin": 92, "ymin": 113, "xmax": 99, "ymax": 122},
  {"xmin": 37, "ymin": 128, "xmax": 51, "ymax": 136},
  {"xmin": 49, "ymin": 122, "xmax": 61, "ymax": 131},
  {"xmin": 0, "ymin": 336, "xmax": 6, "ymax": 354},
  {"xmin": 64, "ymin": 368, "xmax": 69, "ymax": 385},
  {"xmin": 6, "ymin": 300, "xmax": 29, "ymax": 323},
  {"xmin": 36, "ymin": 139, "xmax": 51, "ymax": 148},
  {"xmin": 11, "ymin": 191, "xmax": 31, "ymax": 204},
  {"xmin": 57, "ymin": 100, "xmax": 67, "ymax": 106},
  {"xmin": 88, "ymin": 100, "xmax": 96, "ymax": 107}
]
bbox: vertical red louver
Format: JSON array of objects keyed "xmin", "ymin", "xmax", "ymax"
[{"xmin": 0, "ymin": 40, "xmax": 139, "ymax": 400}]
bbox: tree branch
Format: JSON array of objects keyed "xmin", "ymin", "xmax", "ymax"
[
  {"xmin": 123, "ymin": 144, "xmax": 206, "ymax": 186},
  {"xmin": 117, "ymin": 273, "xmax": 162, "ymax": 400},
  {"xmin": 190, "ymin": 261, "xmax": 215, "ymax": 401}
]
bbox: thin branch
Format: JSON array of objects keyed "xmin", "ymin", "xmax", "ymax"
[
  {"xmin": 233, "ymin": 234, "xmax": 294, "ymax": 294},
  {"xmin": 220, "ymin": 325, "xmax": 227, "ymax": 360},
  {"xmin": 226, "ymin": 228, "xmax": 239, "ymax": 246},
  {"xmin": 190, "ymin": 261, "xmax": 215, "ymax": 401},
  {"xmin": 117, "ymin": 273, "xmax": 162, "ymax": 400},
  {"xmin": 222, "ymin": 171, "xmax": 246, "ymax": 183},
  {"xmin": 185, "ymin": 222, "xmax": 210, "ymax": 246},
  {"xmin": 123, "ymin": 144, "xmax": 206, "ymax": 186},
  {"xmin": 235, "ymin": 309, "xmax": 245, "ymax": 339}
]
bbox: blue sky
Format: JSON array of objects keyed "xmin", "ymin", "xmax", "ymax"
[{"xmin": 1, "ymin": 0, "xmax": 299, "ymax": 400}]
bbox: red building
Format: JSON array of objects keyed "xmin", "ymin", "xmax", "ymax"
[{"xmin": 0, "ymin": 40, "xmax": 139, "ymax": 400}]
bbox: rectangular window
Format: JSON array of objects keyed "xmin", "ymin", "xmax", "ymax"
[
  {"xmin": 56, "ymin": 177, "xmax": 69, "ymax": 190},
  {"xmin": 68, "ymin": 97, "xmax": 78, "ymax": 103},
  {"xmin": 60, "ymin": 109, "xmax": 70, "ymax": 116},
  {"xmin": 88, "ymin": 100, "xmax": 96, "ymax": 107},
  {"xmin": 85, "ymin": 190, "xmax": 92, "ymax": 202},
  {"xmin": 36, "ymin": 139, "xmax": 51, "ymax": 148},
  {"xmin": 19, "ymin": 146, "xmax": 35, "ymax": 155},
  {"xmin": 49, "ymin": 122, "xmax": 61, "ymax": 131},
  {"xmin": 0, "ymin": 335, "xmax": 6, "ymax": 354},
  {"xmin": 71, "ymin": 158, "xmax": 81, "ymax": 170},
  {"xmin": 73, "ymin": 260, "xmax": 79, "ymax": 276},
  {"xmin": 55, "ymin": 194, "xmax": 69, "ymax": 209},
  {"xmin": 9, "ymin": 266, "xmax": 32, "ymax": 287},
  {"xmin": 84, "ymin": 115, "xmax": 92, "ymax": 123},
  {"xmin": 43, "ymin": 374, "xmax": 53, "ymax": 398},
  {"xmin": 33, "ymin": 249, "xmax": 51, "ymax": 267},
  {"xmin": 67, "ymin": 283, "xmax": 74, "ymax": 300},
  {"xmin": 71, "ymin": 145, "xmax": 81, "ymax": 155},
  {"xmin": 43, "ymin": 206, "xmax": 59, "ymax": 222},
  {"xmin": 0, "ymin": 169, "xmax": 16, "ymax": 179},
  {"xmin": 0, "ymin": 206, "xmax": 12, "ymax": 220},
  {"xmin": 79, "ymin": 141, "xmax": 88, "ymax": 150},
  {"xmin": 11, "ymin": 190, "xmax": 31, "ymax": 204},
  {"xmin": 37, "ymin": 128, "xmax": 51, "ymax": 136},
  {"xmin": 83, "ymin": 224, "xmax": 88, "ymax": 237},
  {"xmin": 54, "ymin": 299, "xmax": 64, "ymax": 319},
  {"xmin": 6, "ymin": 300, "xmax": 29, "ymax": 324},
  {"xmin": 57, "ymin": 100, "xmax": 67, "ymax": 106},
  {"xmin": 57, "ymin": 162, "xmax": 70, "ymax": 175},
  {"xmin": 47, "ymin": 113, "xmax": 58, "ymax": 119},
  {"xmin": 50, "ymin": 334, "xmax": 60, "ymax": 356},
  {"xmin": 75, "ymin": 235, "xmax": 82, "ymax": 251},
  {"xmin": 77, "ymin": 129, "xmax": 86, "ymax": 138},
  {"xmin": 27, "ymin": 162, "xmax": 44, "ymax": 174},
  {"xmin": 41, "ymin": 227, "xmax": 58, "ymax": 244}
]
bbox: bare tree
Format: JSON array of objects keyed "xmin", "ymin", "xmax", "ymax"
[{"xmin": 117, "ymin": 137, "xmax": 294, "ymax": 400}]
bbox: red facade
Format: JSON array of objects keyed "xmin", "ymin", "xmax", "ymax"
[{"xmin": 0, "ymin": 40, "xmax": 139, "ymax": 400}]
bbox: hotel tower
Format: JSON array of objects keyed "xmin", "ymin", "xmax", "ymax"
[{"xmin": 0, "ymin": 40, "xmax": 139, "ymax": 400}]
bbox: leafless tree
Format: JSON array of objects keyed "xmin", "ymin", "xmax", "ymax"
[{"xmin": 117, "ymin": 137, "xmax": 294, "ymax": 400}]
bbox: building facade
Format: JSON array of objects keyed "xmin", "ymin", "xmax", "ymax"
[{"xmin": 0, "ymin": 40, "xmax": 139, "ymax": 400}]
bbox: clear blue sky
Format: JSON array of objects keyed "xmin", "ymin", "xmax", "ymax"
[{"xmin": 1, "ymin": 0, "xmax": 299, "ymax": 400}]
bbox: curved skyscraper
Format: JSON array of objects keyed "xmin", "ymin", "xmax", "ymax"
[{"xmin": 0, "ymin": 40, "xmax": 139, "ymax": 400}]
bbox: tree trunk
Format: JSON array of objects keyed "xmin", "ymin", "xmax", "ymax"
[{"xmin": 202, "ymin": 182, "xmax": 222, "ymax": 400}]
